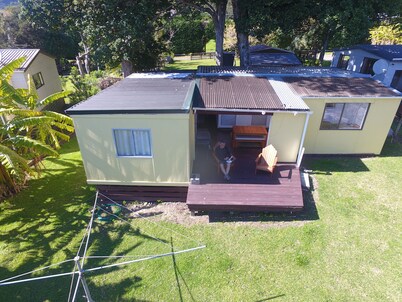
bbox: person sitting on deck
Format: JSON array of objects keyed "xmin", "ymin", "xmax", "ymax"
[{"xmin": 214, "ymin": 139, "xmax": 235, "ymax": 180}]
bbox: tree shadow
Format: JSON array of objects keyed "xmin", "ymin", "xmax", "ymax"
[
  {"xmin": 301, "ymin": 155, "xmax": 370, "ymax": 173},
  {"xmin": 380, "ymin": 137, "xmax": 402, "ymax": 157}
]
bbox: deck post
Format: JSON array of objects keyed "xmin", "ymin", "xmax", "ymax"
[{"xmin": 296, "ymin": 112, "xmax": 311, "ymax": 168}]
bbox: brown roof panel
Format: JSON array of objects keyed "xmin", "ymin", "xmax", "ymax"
[
  {"xmin": 197, "ymin": 77, "xmax": 284, "ymax": 110},
  {"xmin": 284, "ymin": 77, "xmax": 401, "ymax": 97}
]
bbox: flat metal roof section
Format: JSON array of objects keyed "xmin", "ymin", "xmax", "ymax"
[
  {"xmin": 0, "ymin": 49, "xmax": 40, "ymax": 70},
  {"xmin": 284, "ymin": 77, "xmax": 402, "ymax": 98},
  {"xmin": 335, "ymin": 44, "xmax": 402, "ymax": 61},
  {"xmin": 66, "ymin": 77, "xmax": 195, "ymax": 115},
  {"xmin": 195, "ymin": 76, "xmax": 287, "ymax": 111},
  {"xmin": 197, "ymin": 66, "xmax": 368, "ymax": 78},
  {"xmin": 127, "ymin": 72, "xmax": 193, "ymax": 79},
  {"xmin": 268, "ymin": 78, "xmax": 309, "ymax": 110}
]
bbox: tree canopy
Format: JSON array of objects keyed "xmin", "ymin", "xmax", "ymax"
[{"xmin": 7, "ymin": 0, "xmax": 402, "ymax": 70}]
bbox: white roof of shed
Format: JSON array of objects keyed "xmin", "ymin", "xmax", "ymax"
[{"xmin": 0, "ymin": 49, "xmax": 41, "ymax": 70}]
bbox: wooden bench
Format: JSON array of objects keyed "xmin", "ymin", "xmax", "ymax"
[{"xmin": 232, "ymin": 126, "xmax": 268, "ymax": 148}]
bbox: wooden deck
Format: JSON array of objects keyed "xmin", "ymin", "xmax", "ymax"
[{"xmin": 187, "ymin": 145, "xmax": 304, "ymax": 213}]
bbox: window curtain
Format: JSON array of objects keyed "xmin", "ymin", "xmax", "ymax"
[
  {"xmin": 132, "ymin": 129, "xmax": 151, "ymax": 156},
  {"xmin": 114, "ymin": 129, "xmax": 151, "ymax": 156}
]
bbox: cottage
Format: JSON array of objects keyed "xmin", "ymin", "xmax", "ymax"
[
  {"xmin": 331, "ymin": 44, "xmax": 402, "ymax": 91},
  {"xmin": 0, "ymin": 49, "xmax": 63, "ymax": 102},
  {"xmin": 66, "ymin": 67, "xmax": 401, "ymax": 212}
]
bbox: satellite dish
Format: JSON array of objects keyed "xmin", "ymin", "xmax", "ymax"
[{"xmin": 373, "ymin": 59, "xmax": 388, "ymax": 75}]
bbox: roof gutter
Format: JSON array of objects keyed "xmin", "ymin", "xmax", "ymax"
[{"xmin": 193, "ymin": 107, "xmax": 311, "ymax": 115}]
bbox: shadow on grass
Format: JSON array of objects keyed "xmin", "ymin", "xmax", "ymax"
[
  {"xmin": 380, "ymin": 137, "xmax": 402, "ymax": 157},
  {"xmin": 255, "ymin": 295, "xmax": 286, "ymax": 301},
  {"xmin": 301, "ymin": 155, "xmax": 370, "ymax": 173},
  {"xmin": 0, "ymin": 137, "xmax": 161, "ymax": 300}
]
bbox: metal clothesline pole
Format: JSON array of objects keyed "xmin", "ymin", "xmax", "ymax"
[
  {"xmin": 75, "ymin": 256, "xmax": 94, "ymax": 302},
  {"xmin": 0, "ymin": 192, "xmax": 206, "ymax": 301},
  {"xmin": 71, "ymin": 191, "xmax": 99, "ymax": 302}
]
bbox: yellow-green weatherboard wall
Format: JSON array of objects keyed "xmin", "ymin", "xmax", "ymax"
[
  {"xmin": 303, "ymin": 97, "xmax": 401, "ymax": 154},
  {"xmin": 268, "ymin": 112, "xmax": 307, "ymax": 162},
  {"xmin": 73, "ymin": 113, "xmax": 191, "ymax": 186}
]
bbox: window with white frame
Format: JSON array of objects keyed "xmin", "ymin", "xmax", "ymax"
[
  {"xmin": 32, "ymin": 72, "xmax": 44, "ymax": 89},
  {"xmin": 337, "ymin": 54, "xmax": 350, "ymax": 69},
  {"xmin": 113, "ymin": 129, "xmax": 152, "ymax": 157},
  {"xmin": 320, "ymin": 103, "xmax": 370, "ymax": 130}
]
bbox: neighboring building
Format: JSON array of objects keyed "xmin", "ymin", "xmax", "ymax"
[
  {"xmin": 66, "ymin": 68, "xmax": 401, "ymax": 192},
  {"xmin": 249, "ymin": 45, "xmax": 302, "ymax": 67},
  {"xmin": 331, "ymin": 44, "xmax": 402, "ymax": 91},
  {"xmin": 0, "ymin": 49, "xmax": 63, "ymax": 101}
]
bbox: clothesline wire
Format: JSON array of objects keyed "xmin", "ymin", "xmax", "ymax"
[
  {"xmin": 98, "ymin": 192, "xmax": 204, "ymax": 247},
  {"xmin": 0, "ymin": 191, "xmax": 206, "ymax": 300},
  {"xmin": 0, "ymin": 259, "xmax": 75, "ymax": 284},
  {"xmin": 95, "ymin": 204, "xmax": 170, "ymax": 247}
]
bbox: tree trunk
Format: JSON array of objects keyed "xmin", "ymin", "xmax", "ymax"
[
  {"xmin": 76, "ymin": 55, "xmax": 85, "ymax": 76},
  {"xmin": 232, "ymin": 0, "xmax": 249, "ymax": 67},
  {"xmin": 319, "ymin": 29, "xmax": 331, "ymax": 66},
  {"xmin": 122, "ymin": 60, "xmax": 133, "ymax": 77},
  {"xmin": 236, "ymin": 32, "xmax": 249, "ymax": 67},
  {"xmin": 212, "ymin": 0, "xmax": 228, "ymax": 66}
]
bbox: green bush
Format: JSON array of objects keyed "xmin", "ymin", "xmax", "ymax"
[{"xmin": 62, "ymin": 67, "xmax": 100, "ymax": 105}]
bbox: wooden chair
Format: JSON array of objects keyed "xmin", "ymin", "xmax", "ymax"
[{"xmin": 255, "ymin": 144, "xmax": 278, "ymax": 175}]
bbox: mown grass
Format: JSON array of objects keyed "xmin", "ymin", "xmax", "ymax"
[
  {"xmin": 0, "ymin": 135, "xmax": 401, "ymax": 301},
  {"xmin": 162, "ymin": 58, "xmax": 217, "ymax": 71}
]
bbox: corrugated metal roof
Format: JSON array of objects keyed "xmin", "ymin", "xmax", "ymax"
[
  {"xmin": 268, "ymin": 78, "xmax": 309, "ymax": 110},
  {"xmin": 284, "ymin": 77, "xmax": 401, "ymax": 97},
  {"xmin": 0, "ymin": 49, "xmax": 41, "ymax": 70},
  {"xmin": 66, "ymin": 76, "xmax": 194, "ymax": 115},
  {"xmin": 195, "ymin": 76, "xmax": 307, "ymax": 111}
]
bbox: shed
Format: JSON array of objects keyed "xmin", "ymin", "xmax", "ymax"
[
  {"xmin": 66, "ymin": 74, "xmax": 196, "ymax": 187},
  {"xmin": 249, "ymin": 45, "xmax": 302, "ymax": 67},
  {"xmin": 0, "ymin": 48, "xmax": 62, "ymax": 101},
  {"xmin": 331, "ymin": 44, "xmax": 402, "ymax": 91}
]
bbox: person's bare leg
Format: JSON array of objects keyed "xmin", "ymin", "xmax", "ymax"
[
  {"xmin": 219, "ymin": 163, "xmax": 227, "ymax": 176},
  {"xmin": 225, "ymin": 164, "xmax": 231, "ymax": 177}
]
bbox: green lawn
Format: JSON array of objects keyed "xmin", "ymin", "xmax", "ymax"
[
  {"xmin": 162, "ymin": 58, "xmax": 217, "ymax": 71},
  {"xmin": 0, "ymin": 136, "xmax": 401, "ymax": 301}
]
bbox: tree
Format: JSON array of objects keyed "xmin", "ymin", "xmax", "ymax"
[
  {"xmin": 0, "ymin": 58, "xmax": 74, "ymax": 197},
  {"xmin": 6, "ymin": 2, "xmax": 80, "ymax": 59},
  {"xmin": 74, "ymin": 0, "xmax": 171, "ymax": 76},
  {"xmin": 164, "ymin": 11, "xmax": 214, "ymax": 54},
  {"xmin": 231, "ymin": 0, "xmax": 249, "ymax": 67},
  {"xmin": 177, "ymin": 0, "xmax": 228, "ymax": 65},
  {"xmin": 370, "ymin": 22, "xmax": 402, "ymax": 45},
  {"xmin": 309, "ymin": 0, "xmax": 402, "ymax": 64}
]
